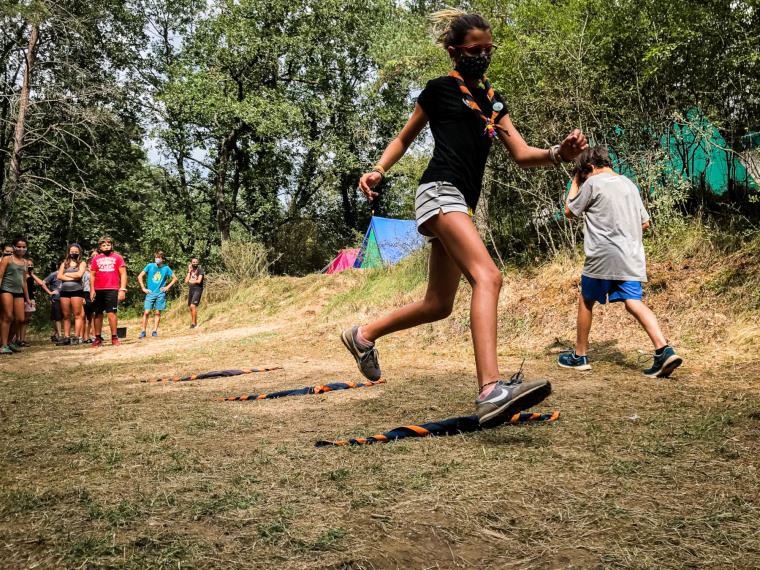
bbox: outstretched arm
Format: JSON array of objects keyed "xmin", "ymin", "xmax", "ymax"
[
  {"xmin": 497, "ymin": 115, "xmax": 588, "ymax": 168},
  {"xmin": 358, "ymin": 104, "xmax": 429, "ymax": 201}
]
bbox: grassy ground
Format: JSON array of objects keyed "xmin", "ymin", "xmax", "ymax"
[{"xmin": 2, "ymin": 231, "xmax": 759, "ymax": 569}]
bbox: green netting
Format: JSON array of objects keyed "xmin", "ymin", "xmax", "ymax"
[
  {"xmin": 359, "ymin": 229, "xmax": 383, "ymax": 269},
  {"xmin": 662, "ymin": 109, "xmax": 758, "ymax": 196}
]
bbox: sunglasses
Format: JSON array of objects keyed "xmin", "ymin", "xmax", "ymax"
[{"xmin": 453, "ymin": 43, "xmax": 497, "ymax": 56}]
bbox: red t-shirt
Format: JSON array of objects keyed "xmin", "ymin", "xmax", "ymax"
[{"xmin": 90, "ymin": 253, "xmax": 126, "ymax": 290}]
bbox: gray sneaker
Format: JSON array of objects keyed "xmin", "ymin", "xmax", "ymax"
[
  {"xmin": 341, "ymin": 326, "xmax": 381, "ymax": 381},
  {"xmin": 476, "ymin": 377, "xmax": 552, "ymax": 428}
]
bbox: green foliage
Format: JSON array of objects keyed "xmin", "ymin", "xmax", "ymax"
[{"xmin": 2, "ymin": 0, "xmax": 759, "ymax": 271}]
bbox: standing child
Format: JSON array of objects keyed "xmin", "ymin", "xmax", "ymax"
[
  {"xmin": 42, "ymin": 267, "xmax": 63, "ymax": 342},
  {"xmin": 56, "ymin": 243, "xmax": 87, "ymax": 345},
  {"xmin": 90, "ymin": 236, "xmax": 128, "ymax": 347},
  {"xmin": 558, "ymin": 146, "xmax": 683, "ymax": 377},
  {"xmin": 185, "ymin": 257, "xmax": 204, "ymax": 328},
  {"xmin": 81, "ymin": 249, "xmax": 97, "ymax": 343},
  {"xmin": 137, "ymin": 250, "xmax": 177, "ymax": 338},
  {"xmin": 342, "ymin": 10, "xmax": 588, "ymax": 426},
  {"xmin": 0, "ymin": 238, "xmax": 31, "ymax": 355}
]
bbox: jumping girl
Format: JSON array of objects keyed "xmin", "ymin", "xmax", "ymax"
[
  {"xmin": 56, "ymin": 243, "xmax": 87, "ymax": 345},
  {"xmin": 0, "ymin": 238, "xmax": 31, "ymax": 355},
  {"xmin": 341, "ymin": 10, "xmax": 588, "ymax": 427}
]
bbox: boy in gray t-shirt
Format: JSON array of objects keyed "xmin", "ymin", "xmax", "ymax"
[{"xmin": 558, "ymin": 146, "xmax": 682, "ymax": 378}]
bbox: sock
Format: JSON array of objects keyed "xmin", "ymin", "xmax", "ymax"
[
  {"xmin": 111, "ymin": 334, "xmax": 118, "ymax": 340},
  {"xmin": 655, "ymin": 345, "xmax": 668, "ymax": 356},
  {"xmin": 478, "ymin": 382, "xmax": 498, "ymax": 401},
  {"xmin": 355, "ymin": 326, "xmax": 374, "ymax": 349}
]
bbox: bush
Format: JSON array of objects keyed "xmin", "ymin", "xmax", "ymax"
[{"xmin": 220, "ymin": 240, "xmax": 271, "ymax": 281}]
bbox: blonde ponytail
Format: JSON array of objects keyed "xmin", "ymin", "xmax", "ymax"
[{"xmin": 429, "ymin": 9, "xmax": 491, "ymax": 48}]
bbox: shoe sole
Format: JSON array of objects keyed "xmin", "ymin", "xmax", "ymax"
[
  {"xmin": 558, "ymin": 362, "xmax": 592, "ymax": 371},
  {"xmin": 644, "ymin": 355, "xmax": 683, "ymax": 378},
  {"xmin": 340, "ymin": 329, "xmax": 380, "ymax": 381},
  {"xmin": 479, "ymin": 381, "xmax": 553, "ymax": 429}
]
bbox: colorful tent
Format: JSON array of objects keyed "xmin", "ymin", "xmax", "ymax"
[
  {"xmin": 325, "ymin": 248, "xmax": 358, "ymax": 275},
  {"xmin": 353, "ymin": 216, "xmax": 426, "ymax": 269}
]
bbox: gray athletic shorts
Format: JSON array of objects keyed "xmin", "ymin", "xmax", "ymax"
[{"xmin": 415, "ymin": 181, "xmax": 471, "ymax": 240}]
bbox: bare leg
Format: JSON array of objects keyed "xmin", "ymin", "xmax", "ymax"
[
  {"xmin": 153, "ymin": 311, "xmax": 161, "ymax": 332},
  {"xmin": 12, "ymin": 298, "xmax": 24, "ymax": 339},
  {"xmin": 71, "ymin": 297, "xmax": 84, "ymax": 338},
  {"xmin": 142, "ymin": 310, "xmax": 150, "ymax": 332},
  {"xmin": 60, "ymin": 297, "xmax": 72, "ymax": 337},
  {"xmin": 106, "ymin": 312, "xmax": 118, "ymax": 337},
  {"xmin": 94, "ymin": 313, "xmax": 104, "ymax": 337},
  {"xmin": 364, "ymin": 212, "xmax": 503, "ymax": 387},
  {"xmin": 623, "ymin": 299, "xmax": 667, "ymax": 349},
  {"xmin": 362, "ymin": 238, "xmax": 461, "ymax": 340},
  {"xmin": 0, "ymin": 293, "xmax": 13, "ymax": 346},
  {"xmin": 189, "ymin": 304, "xmax": 197, "ymax": 326},
  {"xmin": 575, "ymin": 296, "xmax": 595, "ymax": 355}
]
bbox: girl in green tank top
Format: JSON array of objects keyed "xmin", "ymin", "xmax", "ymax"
[{"xmin": 0, "ymin": 238, "xmax": 31, "ymax": 354}]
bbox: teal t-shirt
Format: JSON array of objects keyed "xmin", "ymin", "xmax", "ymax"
[{"xmin": 143, "ymin": 263, "xmax": 174, "ymax": 294}]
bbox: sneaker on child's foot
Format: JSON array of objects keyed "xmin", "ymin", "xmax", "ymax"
[
  {"xmin": 151, "ymin": 331, "xmax": 158, "ymax": 337},
  {"xmin": 83, "ymin": 337, "xmax": 93, "ymax": 344},
  {"xmin": 0, "ymin": 346, "xmax": 13, "ymax": 355},
  {"xmin": 643, "ymin": 346, "xmax": 683, "ymax": 378},
  {"xmin": 476, "ymin": 377, "xmax": 552, "ymax": 428},
  {"xmin": 111, "ymin": 337, "xmax": 121, "ymax": 346},
  {"xmin": 340, "ymin": 326, "xmax": 381, "ymax": 381},
  {"xmin": 558, "ymin": 350, "xmax": 591, "ymax": 371},
  {"xmin": 138, "ymin": 330, "xmax": 146, "ymax": 339},
  {"xmin": 190, "ymin": 324, "xmax": 197, "ymax": 329},
  {"xmin": 55, "ymin": 336, "xmax": 71, "ymax": 346},
  {"xmin": 7, "ymin": 343, "xmax": 21, "ymax": 352},
  {"xmin": 92, "ymin": 337, "xmax": 103, "ymax": 348}
]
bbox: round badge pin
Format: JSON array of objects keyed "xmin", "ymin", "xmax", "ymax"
[{"xmin": 493, "ymin": 102, "xmax": 504, "ymax": 112}]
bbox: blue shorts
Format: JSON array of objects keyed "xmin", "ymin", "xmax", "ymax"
[
  {"xmin": 144, "ymin": 292, "xmax": 167, "ymax": 311},
  {"xmin": 581, "ymin": 275, "xmax": 643, "ymax": 305}
]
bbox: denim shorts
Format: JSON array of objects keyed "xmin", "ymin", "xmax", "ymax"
[
  {"xmin": 581, "ymin": 275, "xmax": 643, "ymax": 304},
  {"xmin": 144, "ymin": 292, "xmax": 167, "ymax": 311}
]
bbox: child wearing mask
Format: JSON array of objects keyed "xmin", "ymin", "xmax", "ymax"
[
  {"xmin": 89, "ymin": 236, "xmax": 127, "ymax": 347},
  {"xmin": 137, "ymin": 250, "xmax": 178, "ymax": 338},
  {"xmin": 342, "ymin": 10, "xmax": 588, "ymax": 426}
]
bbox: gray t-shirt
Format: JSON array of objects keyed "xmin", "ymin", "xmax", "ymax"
[{"xmin": 568, "ymin": 172, "xmax": 650, "ymax": 282}]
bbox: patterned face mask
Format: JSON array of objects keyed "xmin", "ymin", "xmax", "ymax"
[{"xmin": 455, "ymin": 53, "xmax": 491, "ymax": 79}]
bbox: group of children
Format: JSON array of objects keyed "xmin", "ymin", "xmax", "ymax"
[
  {"xmin": 341, "ymin": 9, "xmax": 683, "ymax": 429},
  {"xmin": 0, "ymin": 236, "xmax": 206, "ymax": 354}
]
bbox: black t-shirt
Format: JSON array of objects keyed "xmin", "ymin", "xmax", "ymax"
[
  {"xmin": 188, "ymin": 266, "xmax": 205, "ymax": 289},
  {"xmin": 417, "ymin": 76, "xmax": 508, "ymax": 209}
]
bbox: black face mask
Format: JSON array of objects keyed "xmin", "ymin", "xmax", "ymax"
[
  {"xmin": 101, "ymin": 249, "xmax": 113, "ymax": 256},
  {"xmin": 69, "ymin": 253, "xmax": 79, "ymax": 259},
  {"xmin": 455, "ymin": 53, "xmax": 492, "ymax": 79},
  {"xmin": 2, "ymin": 252, "xmax": 10, "ymax": 257},
  {"xmin": 191, "ymin": 263, "xmax": 198, "ymax": 268}
]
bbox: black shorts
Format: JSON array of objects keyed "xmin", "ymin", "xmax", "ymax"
[
  {"xmin": 94, "ymin": 290, "xmax": 119, "ymax": 314},
  {"xmin": 0, "ymin": 289, "xmax": 24, "ymax": 299},
  {"xmin": 51, "ymin": 298, "xmax": 63, "ymax": 321},
  {"xmin": 188, "ymin": 286, "xmax": 203, "ymax": 306},
  {"xmin": 84, "ymin": 297, "xmax": 95, "ymax": 318},
  {"xmin": 60, "ymin": 290, "xmax": 86, "ymax": 299}
]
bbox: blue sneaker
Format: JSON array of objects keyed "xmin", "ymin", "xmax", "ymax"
[
  {"xmin": 138, "ymin": 330, "xmax": 146, "ymax": 339},
  {"xmin": 151, "ymin": 331, "xmax": 158, "ymax": 337},
  {"xmin": 558, "ymin": 350, "xmax": 591, "ymax": 371},
  {"xmin": 643, "ymin": 346, "xmax": 683, "ymax": 378}
]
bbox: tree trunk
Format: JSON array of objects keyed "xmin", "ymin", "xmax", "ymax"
[
  {"xmin": 1, "ymin": 22, "xmax": 39, "ymax": 237},
  {"xmin": 214, "ymin": 129, "xmax": 238, "ymax": 242}
]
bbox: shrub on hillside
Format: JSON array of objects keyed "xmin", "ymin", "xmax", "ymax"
[{"xmin": 220, "ymin": 240, "xmax": 271, "ymax": 281}]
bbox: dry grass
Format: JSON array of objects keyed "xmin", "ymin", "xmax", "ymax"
[{"xmin": 1, "ymin": 233, "xmax": 760, "ymax": 569}]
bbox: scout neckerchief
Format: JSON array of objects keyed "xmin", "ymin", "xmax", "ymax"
[{"xmin": 448, "ymin": 70, "xmax": 502, "ymax": 138}]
